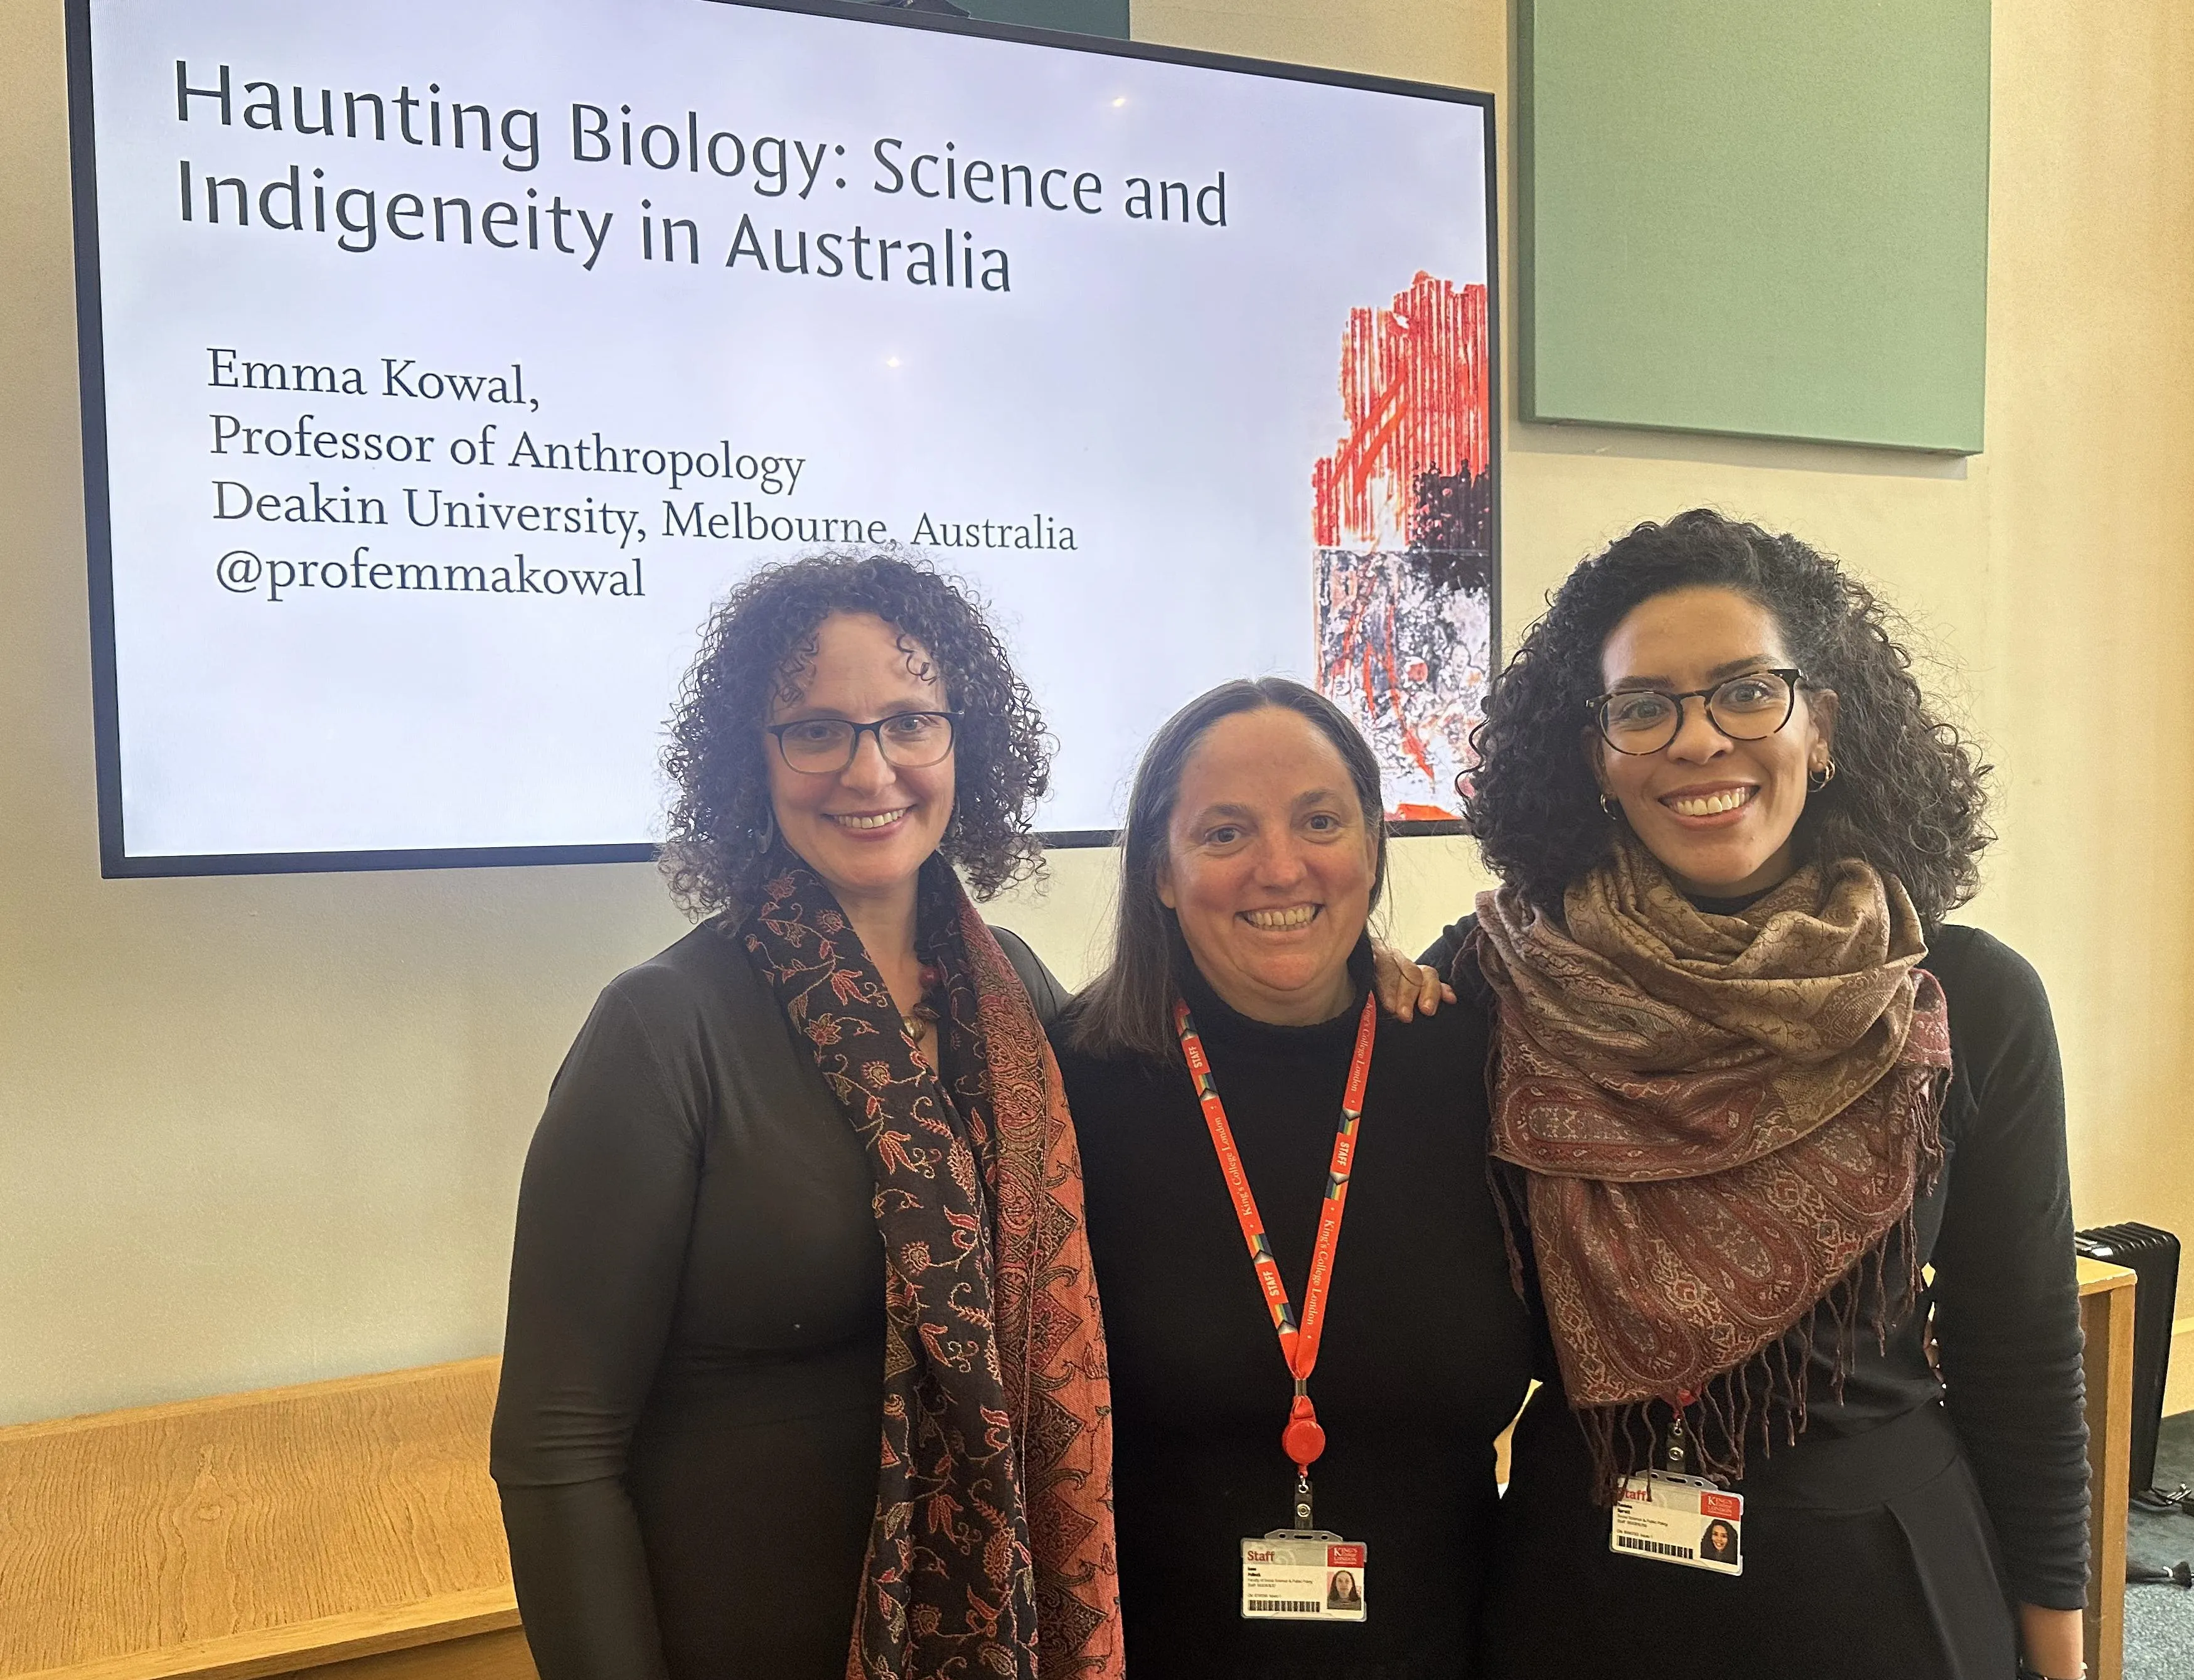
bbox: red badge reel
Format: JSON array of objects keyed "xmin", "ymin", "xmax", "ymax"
[
  {"xmin": 1285, "ymin": 1389, "xmax": 1325, "ymax": 1529},
  {"xmin": 1284, "ymin": 1391, "xmax": 1325, "ymax": 1471}
]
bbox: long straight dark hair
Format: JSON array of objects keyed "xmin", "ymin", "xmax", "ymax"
[{"xmin": 1068, "ymin": 677, "xmax": 1390, "ymax": 1063}]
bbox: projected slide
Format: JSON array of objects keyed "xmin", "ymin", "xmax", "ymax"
[{"xmin": 68, "ymin": 0, "xmax": 1497, "ymax": 872}]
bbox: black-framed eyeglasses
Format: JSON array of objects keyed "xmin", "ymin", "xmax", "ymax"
[
  {"xmin": 1587, "ymin": 668, "xmax": 1807, "ymax": 756},
  {"xmin": 766, "ymin": 710, "xmax": 960, "ymax": 774}
]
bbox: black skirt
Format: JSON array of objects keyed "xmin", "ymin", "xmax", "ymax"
[{"xmin": 1478, "ymin": 1389, "xmax": 2019, "ymax": 1680}]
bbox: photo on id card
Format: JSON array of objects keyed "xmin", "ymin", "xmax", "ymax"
[{"xmin": 1608, "ymin": 1473, "xmax": 1744, "ymax": 1575}]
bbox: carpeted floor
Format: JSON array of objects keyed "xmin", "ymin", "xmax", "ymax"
[{"xmin": 2123, "ymin": 1410, "xmax": 2194, "ymax": 1677}]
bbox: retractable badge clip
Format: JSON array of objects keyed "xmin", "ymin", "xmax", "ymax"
[{"xmin": 1285, "ymin": 1376, "xmax": 1325, "ymax": 1529}]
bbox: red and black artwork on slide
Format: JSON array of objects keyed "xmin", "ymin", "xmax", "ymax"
[{"xmin": 1312, "ymin": 273, "xmax": 1492, "ymax": 821}]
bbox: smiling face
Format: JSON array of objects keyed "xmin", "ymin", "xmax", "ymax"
[
  {"xmin": 1592, "ymin": 586, "xmax": 1836, "ymax": 898},
  {"xmin": 765, "ymin": 611, "xmax": 955, "ymax": 914},
  {"xmin": 1157, "ymin": 706, "xmax": 1379, "ymax": 1026}
]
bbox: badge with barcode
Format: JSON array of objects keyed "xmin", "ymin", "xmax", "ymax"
[
  {"xmin": 1608, "ymin": 1473, "xmax": 1743, "ymax": 1574},
  {"xmin": 1241, "ymin": 1533, "xmax": 1367, "ymax": 1620}
]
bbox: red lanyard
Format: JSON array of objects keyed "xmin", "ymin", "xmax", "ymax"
[{"xmin": 1174, "ymin": 992, "xmax": 1377, "ymax": 1482}]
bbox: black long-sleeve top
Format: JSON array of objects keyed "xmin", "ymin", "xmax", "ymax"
[
  {"xmin": 1421, "ymin": 914, "xmax": 2090, "ymax": 1610},
  {"xmin": 488, "ymin": 919, "xmax": 1068, "ymax": 1680},
  {"xmin": 1049, "ymin": 947, "xmax": 1535, "ymax": 1680}
]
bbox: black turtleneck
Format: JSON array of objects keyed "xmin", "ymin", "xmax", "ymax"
[{"xmin": 1049, "ymin": 945, "xmax": 1534, "ymax": 1680}]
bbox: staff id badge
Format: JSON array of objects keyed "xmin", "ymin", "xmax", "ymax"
[
  {"xmin": 1242, "ymin": 1533, "xmax": 1367, "ymax": 1620},
  {"xmin": 1609, "ymin": 1473, "xmax": 1744, "ymax": 1575}
]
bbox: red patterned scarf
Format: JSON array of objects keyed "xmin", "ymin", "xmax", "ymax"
[
  {"xmin": 738, "ymin": 855, "xmax": 1122, "ymax": 1680},
  {"xmin": 1474, "ymin": 840, "xmax": 1951, "ymax": 1492}
]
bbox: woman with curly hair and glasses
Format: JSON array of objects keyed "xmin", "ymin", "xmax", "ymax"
[
  {"xmin": 1416, "ymin": 510, "xmax": 2087, "ymax": 1680},
  {"xmin": 490, "ymin": 551, "xmax": 1121, "ymax": 1680}
]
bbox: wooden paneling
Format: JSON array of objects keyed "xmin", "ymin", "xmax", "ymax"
[
  {"xmin": 260, "ymin": 1630, "xmax": 535, "ymax": 1680},
  {"xmin": 0, "ymin": 1361, "xmax": 527, "ymax": 1680},
  {"xmin": 2079, "ymin": 1256, "xmax": 2137, "ymax": 1680},
  {"xmin": 3, "ymin": 1597, "xmax": 523, "ymax": 1680}
]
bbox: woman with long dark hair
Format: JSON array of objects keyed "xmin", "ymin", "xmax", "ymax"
[
  {"xmin": 1426, "ymin": 510, "xmax": 2086, "ymax": 1679},
  {"xmin": 1057, "ymin": 677, "xmax": 1533, "ymax": 1679},
  {"xmin": 491, "ymin": 551, "xmax": 1119, "ymax": 1680}
]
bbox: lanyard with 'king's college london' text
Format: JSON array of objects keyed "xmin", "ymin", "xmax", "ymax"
[{"xmin": 1173, "ymin": 990, "xmax": 1376, "ymax": 1533}]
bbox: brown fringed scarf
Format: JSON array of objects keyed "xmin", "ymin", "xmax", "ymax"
[
  {"xmin": 738, "ymin": 854, "xmax": 1122, "ymax": 1680},
  {"xmin": 1474, "ymin": 839, "xmax": 1952, "ymax": 1496}
]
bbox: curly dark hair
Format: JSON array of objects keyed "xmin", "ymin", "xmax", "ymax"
[
  {"xmin": 1465, "ymin": 509, "xmax": 1992, "ymax": 928},
  {"xmin": 660, "ymin": 549, "xmax": 1049, "ymax": 914}
]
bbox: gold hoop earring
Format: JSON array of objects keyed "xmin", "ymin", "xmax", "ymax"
[
  {"xmin": 1807, "ymin": 760, "xmax": 1836, "ymax": 792},
  {"xmin": 1598, "ymin": 794, "xmax": 1621, "ymax": 821}
]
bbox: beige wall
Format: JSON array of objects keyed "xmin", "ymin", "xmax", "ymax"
[{"xmin": 3, "ymin": 0, "xmax": 2190, "ymax": 1425}]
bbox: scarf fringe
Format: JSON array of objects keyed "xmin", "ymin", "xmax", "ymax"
[{"xmin": 1574, "ymin": 1066, "xmax": 1951, "ymax": 1503}]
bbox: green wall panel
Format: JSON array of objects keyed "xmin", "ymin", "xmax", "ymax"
[
  {"xmin": 1521, "ymin": 1, "xmax": 1990, "ymax": 453},
  {"xmin": 961, "ymin": 0, "xmax": 1127, "ymax": 36}
]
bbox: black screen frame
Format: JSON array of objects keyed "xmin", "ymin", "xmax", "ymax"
[{"xmin": 67, "ymin": 0, "xmax": 1497, "ymax": 877}]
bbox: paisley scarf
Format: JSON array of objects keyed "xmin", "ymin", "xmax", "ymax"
[
  {"xmin": 1473, "ymin": 838, "xmax": 1951, "ymax": 1492},
  {"xmin": 738, "ymin": 854, "xmax": 1122, "ymax": 1680}
]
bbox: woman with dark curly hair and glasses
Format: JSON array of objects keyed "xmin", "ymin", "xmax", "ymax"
[
  {"xmin": 1416, "ymin": 510, "xmax": 2087, "ymax": 1680},
  {"xmin": 490, "ymin": 550, "xmax": 1121, "ymax": 1680}
]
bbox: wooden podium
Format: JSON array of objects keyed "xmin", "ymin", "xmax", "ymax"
[{"xmin": 0, "ymin": 1359, "xmax": 532, "ymax": 1680}]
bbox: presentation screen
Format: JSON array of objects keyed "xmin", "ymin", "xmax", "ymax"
[{"xmin": 68, "ymin": 0, "xmax": 1497, "ymax": 875}]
